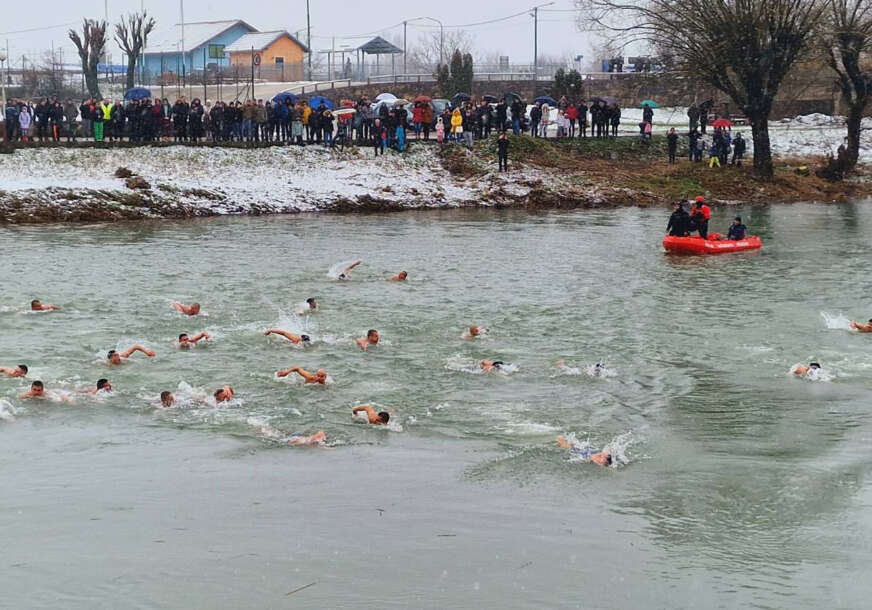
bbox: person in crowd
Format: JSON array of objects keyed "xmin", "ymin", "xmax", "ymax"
[
  {"xmin": 495, "ymin": 98, "xmax": 508, "ymax": 133},
  {"xmin": 92, "ymin": 98, "xmax": 106, "ymax": 142},
  {"xmin": 556, "ymin": 436, "xmax": 613, "ymax": 466},
  {"xmin": 255, "ymin": 99, "xmax": 268, "ymax": 143},
  {"xmin": 421, "ymin": 101, "xmax": 433, "ymax": 140},
  {"xmin": 726, "ymin": 216, "xmax": 747, "ymax": 240},
  {"xmin": 462, "ymin": 108, "xmax": 474, "ymax": 149},
  {"xmin": 50, "ymin": 101, "xmax": 64, "ymax": 141},
  {"xmin": 497, "ymin": 132, "xmax": 509, "ymax": 172},
  {"xmin": 510, "ymin": 97, "xmax": 523, "ymax": 135},
  {"xmin": 694, "ymin": 135, "xmax": 705, "ymax": 162},
  {"xmin": 264, "ymin": 329, "xmax": 311, "ymax": 344},
  {"xmin": 5, "ymin": 100, "xmax": 19, "ymax": 141},
  {"xmin": 530, "ymin": 103, "xmax": 542, "ymax": 138},
  {"xmin": 352, "ymin": 405, "xmax": 390, "ymax": 425},
  {"xmin": 690, "ymin": 197, "xmax": 711, "ymax": 238},
  {"xmin": 436, "ymin": 116, "xmax": 445, "ymax": 144},
  {"xmin": 189, "ymin": 99, "xmax": 204, "ymax": 142},
  {"xmin": 667, "ymin": 201, "xmax": 691, "ymax": 236},
  {"xmin": 35, "ymin": 99, "xmax": 51, "ymax": 142},
  {"xmin": 0, "ymin": 364, "xmax": 28, "ymax": 378},
  {"xmin": 578, "ymin": 101, "xmax": 588, "ymax": 138},
  {"xmin": 642, "ymin": 103, "xmax": 654, "ymax": 126},
  {"xmin": 450, "ymin": 108, "xmax": 463, "ymax": 143},
  {"xmin": 18, "ymin": 105, "xmax": 32, "ymax": 142},
  {"xmin": 356, "ymin": 329, "xmax": 380, "ymax": 351},
  {"xmin": 372, "ymin": 118, "xmax": 385, "ymax": 155},
  {"xmin": 172, "ymin": 97, "xmax": 189, "ymax": 142},
  {"xmin": 667, "ymin": 127, "xmax": 678, "ymax": 163},
  {"xmin": 732, "ymin": 133, "xmax": 746, "ymax": 166},
  {"xmin": 610, "ymin": 104, "xmax": 621, "ymax": 137},
  {"xmin": 412, "ymin": 102, "xmax": 424, "ymax": 140},
  {"xmin": 566, "ymin": 103, "xmax": 578, "ymax": 138},
  {"xmin": 687, "ymin": 104, "xmax": 700, "ymax": 132},
  {"xmin": 277, "ymin": 366, "xmax": 327, "ymax": 384},
  {"xmin": 539, "ymin": 104, "xmax": 550, "ymax": 138},
  {"xmin": 708, "ymin": 139, "xmax": 721, "ymax": 168}
]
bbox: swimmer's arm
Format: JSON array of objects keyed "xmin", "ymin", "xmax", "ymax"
[
  {"xmin": 276, "ymin": 367, "xmax": 300, "ymax": 378},
  {"xmin": 556, "ymin": 435, "xmax": 572, "ymax": 450},
  {"xmin": 120, "ymin": 345, "xmax": 156, "ymax": 358},
  {"xmin": 352, "ymin": 405, "xmax": 377, "ymax": 421},
  {"xmin": 264, "ymin": 329, "xmax": 296, "ymax": 342},
  {"xmin": 344, "ymin": 260, "xmax": 362, "ymax": 274},
  {"xmin": 189, "ymin": 332, "xmax": 211, "ymax": 343},
  {"xmin": 0, "ymin": 367, "xmax": 15, "ymax": 376},
  {"xmin": 171, "ymin": 301, "xmax": 186, "ymax": 313},
  {"xmin": 355, "ymin": 338, "xmax": 368, "ymax": 351},
  {"xmin": 77, "ymin": 388, "xmax": 98, "ymax": 394},
  {"xmin": 41, "ymin": 304, "xmax": 60, "ymax": 310}
]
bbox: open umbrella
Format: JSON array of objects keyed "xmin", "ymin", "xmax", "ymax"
[
  {"xmin": 503, "ymin": 92, "xmax": 522, "ymax": 102},
  {"xmin": 272, "ymin": 91, "xmax": 298, "ymax": 105},
  {"xmin": 124, "ymin": 87, "xmax": 152, "ymax": 101},
  {"xmin": 712, "ymin": 118, "xmax": 733, "ymax": 129},
  {"xmin": 482, "ymin": 94, "xmax": 499, "ymax": 103},
  {"xmin": 333, "ymin": 108, "xmax": 357, "ymax": 117},
  {"xmin": 640, "ymin": 99, "xmax": 658, "ymax": 108},
  {"xmin": 375, "ymin": 92, "xmax": 396, "ymax": 102},
  {"xmin": 535, "ymin": 95, "xmax": 557, "ymax": 106},
  {"xmin": 308, "ymin": 95, "xmax": 334, "ymax": 110},
  {"xmin": 452, "ymin": 92, "xmax": 471, "ymax": 103},
  {"xmin": 414, "ymin": 95, "xmax": 433, "ymax": 103},
  {"xmin": 591, "ymin": 95, "xmax": 619, "ymax": 106}
]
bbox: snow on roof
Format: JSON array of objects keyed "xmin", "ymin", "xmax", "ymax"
[
  {"xmin": 224, "ymin": 30, "xmax": 310, "ymax": 53},
  {"xmin": 144, "ymin": 20, "xmax": 257, "ymax": 55}
]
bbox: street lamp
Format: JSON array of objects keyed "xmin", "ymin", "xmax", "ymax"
[
  {"xmin": 530, "ymin": 2, "xmax": 555, "ymax": 96},
  {"xmin": 411, "ymin": 17, "xmax": 444, "ymax": 67}
]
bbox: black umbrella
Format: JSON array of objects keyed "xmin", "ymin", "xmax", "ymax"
[
  {"xmin": 503, "ymin": 92, "xmax": 522, "ymax": 102},
  {"xmin": 483, "ymin": 94, "xmax": 498, "ymax": 103},
  {"xmin": 590, "ymin": 95, "xmax": 619, "ymax": 106},
  {"xmin": 452, "ymin": 92, "xmax": 471, "ymax": 103}
]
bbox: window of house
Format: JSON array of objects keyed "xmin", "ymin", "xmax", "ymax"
[{"xmin": 275, "ymin": 57, "xmax": 284, "ymax": 64}]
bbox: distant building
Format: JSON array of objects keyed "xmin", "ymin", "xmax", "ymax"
[
  {"xmin": 225, "ymin": 31, "xmax": 310, "ymax": 81},
  {"xmin": 142, "ymin": 20, "xmax": 257, "ymax": 79}
]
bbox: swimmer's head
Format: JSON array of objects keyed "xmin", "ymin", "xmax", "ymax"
[
  {"xmin": 160, "ymin": 390, "xmax": 174, "ymax": 407},
  {"xmin": 605, "ymin": 454, "xmax": 613, "ymax": 466},
  {"xmin": 809, "ymin": 362, "xmax": 821, "ymax": 369},
  {"xmin": 338, "ymin": 273, "xmax": 347, "ymax": 280},
  {"xmin": 301, "ymin": 334, "xmax": 311, "ymax": 343},
  {"xmin": 492, "ymin": 361, "xmax": 504, "ymax": 369},
  {"xmin": 30, "ymin": 299, "xmax": 41, "ymax": 310},
  {"xmin": 378, "ymin": 411, "xmax": 390, "ymax": 424},
  {"xmin": 469, "ymin": 325, "xmax": 480, "ymax": 336},
  {"xmin": 306, "ymin": 297, "xmax": 317, "ymax": 309},
  {"xmin": 107, "ymin": 350, "xmax": 122, "ymax": 364},
  {"xmin": 214, "ymin": 386, "xmax": 234, "ymax": 402},
  {"xmin": 97, "ymin": 378, "xmax": 112, "ymax": 391},
  {"xmin": 315, "ymin": 369, "xmax": 327, "ymax": 383},
  {"xmin": 17, "ymin": 365, "xmax": 28, "ymax": 375},
  {"xmin": 178, "ymin": 333, "xmax": 189, "ymax": 344},
  {"xmin": 367, "ymin": 329, "xmax": 380, "ymax": 344},
  {"xmin": 190, "ymin": 303, "xmax": 201, "ymax": 314},
  {"xmin": 31, "ymin": 380, "xmax": 44, "ymax": 395},
  {"xmin": 398, "ymin": 271, "xmax": 407, "ymax": 280}
]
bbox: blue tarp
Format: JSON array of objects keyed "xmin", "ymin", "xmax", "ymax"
[
  {"xmin": 273, "ymin": 91, "xmax": 298, "ymax": 105},
  {"xmin": 97, "ymin": 64, "xmax": 128, "ymax": 74},
  {"xmin": 124, "ymin": 87, "xmax": 152, "ymax": 101},
  {"xmin": 307, "ymin": 95, "xmax": 333, "ymax": 109}
]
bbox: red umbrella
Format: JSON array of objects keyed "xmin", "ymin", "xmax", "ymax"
[
  {"xmin": 414, "ymin": 95, "xmax": 433, "ymax": 103},
  {"xmin": 712, "ymin": 118, "xmax": 733, "ymax": 128}
]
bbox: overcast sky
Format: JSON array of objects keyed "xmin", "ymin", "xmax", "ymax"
[{"xmin": 1, "ymin": 0, "xmax": 592, "ymax": 69}]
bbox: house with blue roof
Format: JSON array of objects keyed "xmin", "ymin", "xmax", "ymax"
[{"xmin": 141, "ymin": 20, "xmax": 257, "ymax": 79}]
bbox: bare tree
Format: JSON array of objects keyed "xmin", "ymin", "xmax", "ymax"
[
  {"xmin": 115, "ymin": 11, "xmax": 156, "ymax": 91},
  {"xmin": 407, "ymin": 30, "xmax": 474, "ymax": 73},
  {"xmin": 576, "ymin": 0, "xmax": 825, "ymax": 178},
  {"xmin": 822, "ymin": 0, "xmax": 872, "ymax": 173},
  {"xmin": 69, "ymin": 19, "xmax": 108, "ymax": 100}
]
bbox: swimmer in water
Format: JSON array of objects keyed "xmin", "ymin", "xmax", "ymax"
[
  {"xmin": 172, "ymin": 301, "xmax": 201, "ymax": 316},
  {"xmin": 352, "ymin": 404, "xmax": 390, "ymax": 425},
  {"xmin": 277, "ymin": 366, "xmax": 328, "ymax": 384},
  {"xmin": 159, "ymin": 391, "xmax": 175, "ymax": 407},
  {"xmin": 289, "ymin": 430, "xmax": 327, "ymax": 446},
  {"xmin": 305, "ymin": 297, "xmax": 317, "ymax": 311},
  {"xmin": 0, "ymin": 365, "xmax": 28, "ymax": 378},
  {"xmin": 337, "ymin": 260, "xmax": 361, "ymax": 280},
  {"xmin": 793, "ymin": 362, "xmax": 821, "ymax": 376},
  {"xmin": 557, "ymin": 436, "xmax": 612, "ymax": 466},
  {"xmin": 178, "ymin": 332, "xmax": 211, "ymax": 348},
  {"xmin": 214, "ymin": 386, "xmax": 235, "ymax": 402},
  {"xmin": 31, "ymin": 299, "xmax": 60, "ymax": 311},
  {"xmin": 79, "ymin": 378, "xmax": 113, "ymax": 394},
  {"xmin": 850, "ymin": 319, "xmax": 872, "ymax": 332},
  {"xmin": 19, "ymin": 380, "xmax": 45, "ymax": 399},
  {"xmin": 480, "ymin": 360, "xmax": 505, "ymax": 373},
  {"xmin": 355, "ymin": 329, "xmax": 380, "ymax": 351},
  {"xmin": 389, "ymin": 270, "xmax": 408, "ymax": 282},
  {"xmin": 264, "ymin": 329, "xmax": 311, "ymax": 345},
  {"xmin": 107, "ymin": 345, "xmax": 156, "ymax": 365},
  {"xmin": 463, "ymin": 325, "xmax": 487, "ymax": 339}
]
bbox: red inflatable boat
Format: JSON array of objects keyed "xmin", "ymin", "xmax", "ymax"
[{"xmin": 662, "ymin": 233, "xmax": 762, "ymax": 255}]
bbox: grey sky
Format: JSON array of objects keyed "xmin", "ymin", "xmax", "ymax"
[{"xmin": 1, "ymin": 0, "xmax": 591, "ymax": 70}]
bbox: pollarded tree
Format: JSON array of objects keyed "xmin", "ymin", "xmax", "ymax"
[
  {"xmin": 115, "ymin": 11, "xmax": 156, "ymax": 91},
  {"xmin": 69, "ymin": 19, "xmax": 108, "ymax": 100},
  {"xmin": 576, "ymin": 0, "xmax": 825, "ymax": 178},
  {"xmin": 822, "ymin": 0, "xmax": 872, "ymax": 173}
]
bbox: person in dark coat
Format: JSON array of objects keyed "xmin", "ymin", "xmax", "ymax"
[
  {"xmin": 497, "ymin": 132, "xmax": 509, "ymax": 172},
  {"xmin": 667, "ymin": 201, "xmax": 691, "ymax": 236},
  {"xmin": 172, "ymin": 98, "xmax": 189, "ymax": 142},
  {"xmin": 732, "ymin": 133, "xmax": 746, "ymax": 166},
  {"xmin": 189, "ymin": 99, "xmax": 204, "ymax": 142},
  {"xmin": 667, "ymin": 127, "xmax": 678, "ymax": 164},
  {"xmin": 610, "ymin": 105, "xmax": 621, "ymax": 137},
  {"xmin": 495, "ymin": 99, "xmax": 507, "ymax": 133},
  {"xmin": 687, "ymin": 105, "xmax": 699, "ymax": 132},
  {"xmin": 530, "ymin": 104, "xmax": 542, "ymax": 137},
  {"xmin": 578, "ymin": 102, "xmax": 588, "ymax": 138}
]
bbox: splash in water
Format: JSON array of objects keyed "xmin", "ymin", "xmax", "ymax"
[
  {"xmin": 821, "ymin": 311, "xmax": 853, "ymax": 331},
  {"xmin": 555, "ymin": 360, "xmax": 617, "ymax": 379},
  {"xmin": 444, "ymin": 355, "xmax": 517, "ymax": 376},
  {"xmin": 0, "ymin": 399, "xmax": 21, "ymax": 422},
  {"xmin": 789, "ymin": 363, "xmax": 835, "ymax": 382},
  {"xmin": 328, "ymin": 259, "xmax": 361, "ymax": 280},
  {"xmin": 562, "ymin": 431, "xmax": 636, "ymax": 467}
]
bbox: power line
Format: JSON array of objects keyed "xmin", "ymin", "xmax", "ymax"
[{"xmin": 0, "ymin": 22, "xmax": 79, "ymax": 36}]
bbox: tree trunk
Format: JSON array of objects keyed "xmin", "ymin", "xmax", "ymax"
[
  {"xmin": 126, "ymin": 55, "xmax": 137, "ymax": 91},
  {"xmin": 84, "ymin": 67, "xmax": 101, "ymax": 100},
  {"xmin": 749, "ymin": 116, "xmax": 773, "ymax": 179},
  {"xmin": 845, "ymin": 102, "xmax": 863, "ymax": 168}
]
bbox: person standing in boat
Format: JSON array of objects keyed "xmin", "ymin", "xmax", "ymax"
[
  {"xmin": 667, "ymin": 201, "xmax": 691, "ymax": 236},
  {"xmin": 690, "ymin": 196, "xmax": 711, "ymax": 238}
]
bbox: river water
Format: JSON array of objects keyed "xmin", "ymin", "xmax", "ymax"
[{"xmin": 2, "ymin": 204, "xmax": 872, "ymax": 608}]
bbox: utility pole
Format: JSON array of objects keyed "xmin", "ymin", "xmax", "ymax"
[
  {"xmin": 403, "ymin": 21, "xmax": 407, "ymax": 74},
  {"xmin": 180, "ymin": 0, "xmax": 186, "ymax": 95},
  {"xmin": 0, "ymin": 47, "xmax": 7, "ymax": 123},
  {"xmin": 250, "ymin": 45, "xmax": 255, "ymax": 100},
  {"xmin": 531, "ymin": 2, "xmax": 555, "ymax": 97},
  {"xmin": 306, "ymin": 0, "xmax": 312, "ymax": 80}
]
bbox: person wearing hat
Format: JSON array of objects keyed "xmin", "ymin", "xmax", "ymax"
[
  {"xmin": 690, "ymin": 196, "xmax": 711, "ymax": 238},
  {"xmin": 667, "ymin": 201, "xmax": 691, "ymax": 237},
  {"xmin": 727, "ymin": 216, "xmax": 747, "ymax": 240}
]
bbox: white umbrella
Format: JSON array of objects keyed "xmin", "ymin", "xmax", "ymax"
[
  {"xmin": 333, "ymin": 108, "xmax": 357, "ymax": 116},
  {"xmin": 375, "ymin": 93, "xmax": 397, "ymax": 102}
]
